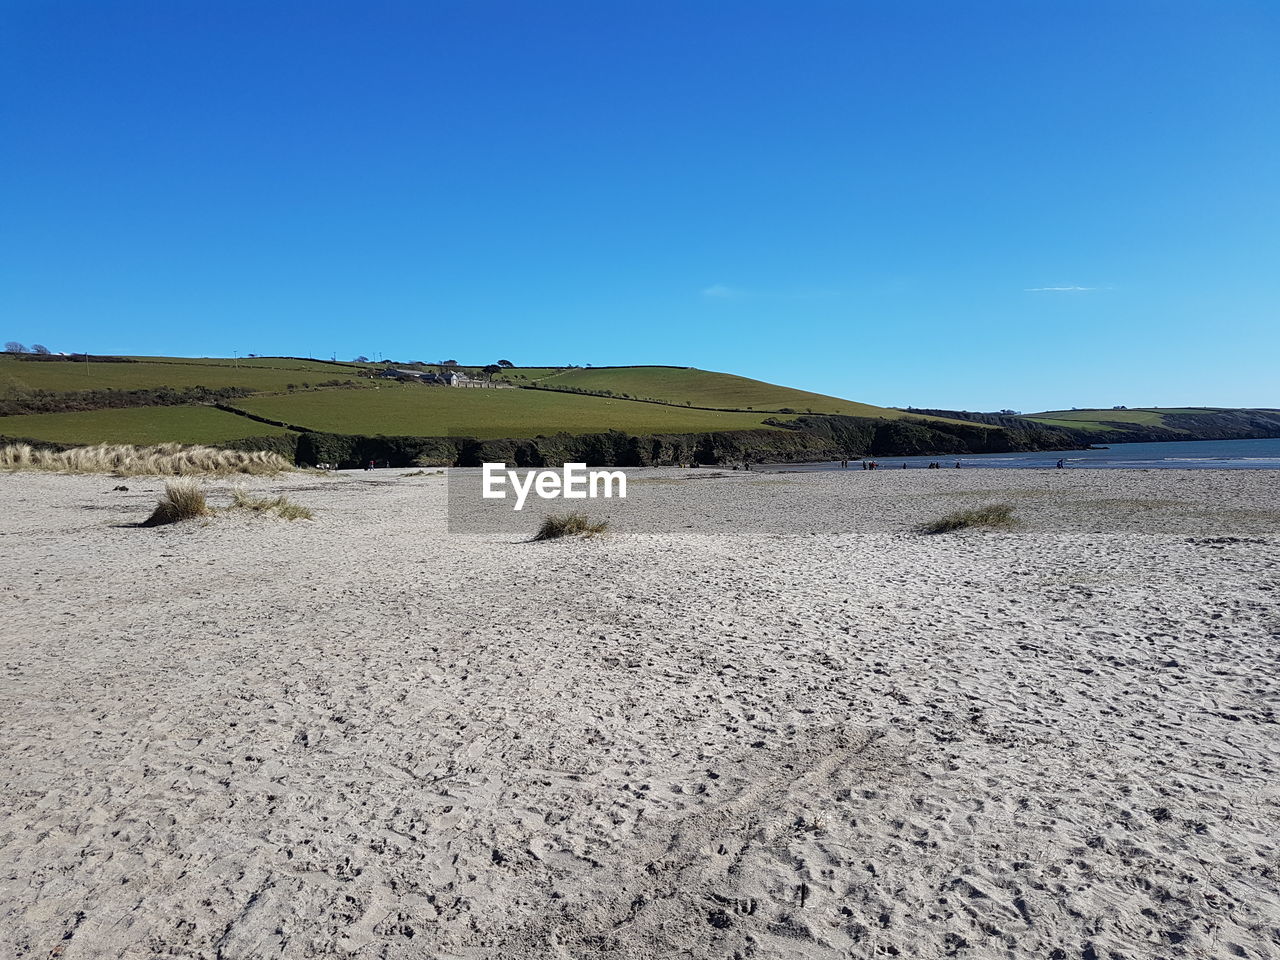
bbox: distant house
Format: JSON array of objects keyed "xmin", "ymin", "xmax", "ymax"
[{"xmin": 377, "ymin": 366, "xmax": 513, "ymax": 388}]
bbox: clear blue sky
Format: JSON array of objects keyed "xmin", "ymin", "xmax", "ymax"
[{"xmin": 3, "ymin": 1, "xmax": 1276, "ymax": 412}]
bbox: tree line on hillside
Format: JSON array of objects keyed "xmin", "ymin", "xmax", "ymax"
[
  {"xmin": 0, "ymin": 377, "xmax": 370, "ymax": 417},
  {"xmin": 0, "ymin": 385, "xmax": 256, "ymax": 417}
]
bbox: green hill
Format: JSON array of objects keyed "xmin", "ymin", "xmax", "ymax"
[
  {"xmin": 494, "ymin": 365, "xmax": 934, "ymax": 419},
  {"xmin": 13, "ymin": 353, "xmax": 1271, "ymax": 467},
  {"xmin": 1, "ymin": 355, "xmax": 976, "ymax": 450},
  {"xmin": 1026, "ymin": 408, "xmax": 1209, "ymax": 432},
  {"xmin": 235, "ymin": 382, "xmax": 785, "ymax": 439},
  {"xmin": 0, "ymin": 405, "xmax": 293, "ymax": 446},
  {"xmin": 0, "ymin": 353, "xmax": 373, "ymax": 394},
  {"xmin": 1024, "ymin": 407, "xmax": 1280, "ymax": 440}
]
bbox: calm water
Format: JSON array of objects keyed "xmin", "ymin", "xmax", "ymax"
[{"xmin": 768, "ymin": 437, "xmax": 1280, "ymax": 471}]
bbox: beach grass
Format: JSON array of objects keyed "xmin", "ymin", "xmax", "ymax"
[
  {"xmin": 533, "ymin": 512, "xmax": 610, "ymax": 541},
  {"xmin": 0, "ymin": 442, "xmax": 293, "ymax": 476},
  {"xmin": 142, "ymin": 480, "xmax": 211, "ymax": 526},
  {"xmin": 918, "ymin": 503, "xmax": 1017, "ymax": 534},
  {"xmin": 229, "ymin": 488, "xmax": 313, "ymax": 520}
]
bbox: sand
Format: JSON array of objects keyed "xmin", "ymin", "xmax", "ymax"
[{"xmin": 1, "ymin": 467, "xmax": 1278, "ymax": 959}]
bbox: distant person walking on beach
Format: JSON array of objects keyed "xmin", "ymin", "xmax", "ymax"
[{"xmin": 1057, "ymin": 458, "xmax": 1066, "ymax": 469}]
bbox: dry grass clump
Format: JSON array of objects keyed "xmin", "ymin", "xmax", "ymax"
[
  {"xmin": 1, "ymin": 442, "xmax": 291, "ymax": 476},
  {"xmin": 533, "ymin": 512, "xmax": 609, "ymax": 541},
  {"xmin": 229, "ymin": 488, "xmax": 314, "ymax": 520},
  {"xmin": 142, "ymin": 480, "xmax": 211, "ymax": 527},
  {"xmin": 918, "ymin": 502, "xmax": 1017, "ymax": 535}
]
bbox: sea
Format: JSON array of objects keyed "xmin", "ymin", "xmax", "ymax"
[{"xmin": 767, "ymin": 437, "xmax": 1280, "ymax": 471}]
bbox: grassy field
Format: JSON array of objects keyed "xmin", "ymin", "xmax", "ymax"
[
  {"xmin": 1024, "ymin": 408, "xmax": 1217, "ymax": 432},
  {"xmin": 0, "ymin": 405, "xmax": 292, "ymax": 445},
  {"xmin": 0, "ymin": 354, "xmax": 375, "ymax": 393},
  {"xmin": 233, "ymin": 383, "xmax": 789, "ymax": 438},
  {"xmin": 1, "ymin": 355, "xmax": 988, "ymax": 446},
  {"xmin": 491, "ymin": 367, "xmax": 567, "ymax": 382},
  {"xmin": 490, "ymin": 365, "xmax": 972, "ymax": 421}
]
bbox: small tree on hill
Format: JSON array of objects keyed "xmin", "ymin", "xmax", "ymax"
[
  {"xmin": 497, "ymin": 359, "xmax": 514, "ymax": 368},
  {"xmin": 353, "ymin": 355, "xmax": 369, "ymax": 362},
  {"xmin": 482, "ymin": 363, "xmax": 501, "ymax": 380},
  {"xmin": 31, "ymin": 343, "xmax": 50, "ymax": 355},
  {"xmin": 4, "ymin": 341, "xmax": 26, "ymax": 353}
]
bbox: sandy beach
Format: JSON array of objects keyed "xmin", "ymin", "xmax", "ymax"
[{"xmin": 2, "ymin": 467, "xmax": 1278, "ymax": 959}]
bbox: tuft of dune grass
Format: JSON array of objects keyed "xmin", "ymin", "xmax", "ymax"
[
  {"xmin": 142, "ymin": 480, "xmax": 211, "ymax": 527},
  {"xmin": 918, "ymin": 503, "xmax": 1017, "ymax": 535},
  {"xmin": 1, "ymin": 442, "xmax": 292, "ymax": 477},
  {"xmin": 533, "ymin": 512, "xmax": 609, "ymax": 541},
  {"xmin": 229, "ymin": 488, "xmax": 314, "ymax": 520}
]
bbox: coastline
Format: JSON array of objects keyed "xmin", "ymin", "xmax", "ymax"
[{"xmin": 758, "ymin": 436, "xmax": 1280, "ymax": 471}]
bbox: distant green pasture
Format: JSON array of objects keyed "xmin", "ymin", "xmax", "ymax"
[
  {"xmin": 0, "ymin": 405, "xmax": 292, "ymax": 445},
  {"xmin": 235, "ymin": 383, "xmax": 789, "ymax": 438},
  {"xmin": 491, "ymin": 365, "xmax": 984, "ymax": 427},
  {"xmin": 1025, "ymin": 407, "xmax": 1216, "ymax": 433},
  {"xmin": 0, "ymin": 354, "xmax": 374, "ymax": 393}
]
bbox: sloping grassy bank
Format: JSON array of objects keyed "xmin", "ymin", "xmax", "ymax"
[
  {"xmin": 908, "ymin": 406, "xmax": 1280, "ymax": 446},
  {"xmin": 1024, "ymin": 407, "xmax": 1280, "ymax": 442},
  {"xmin": 0, "ymin": 405, "xmax": 296, "ymax": 446}
]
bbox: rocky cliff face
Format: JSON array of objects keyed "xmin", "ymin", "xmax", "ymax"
[{"xmin": 279, "ymin": 413, "xmax": 1071, "ymax": 468}]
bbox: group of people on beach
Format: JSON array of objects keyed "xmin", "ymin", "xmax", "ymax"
[{"xmin": 838, "ymin": 459, "xmax": 961, "ymax": 469}]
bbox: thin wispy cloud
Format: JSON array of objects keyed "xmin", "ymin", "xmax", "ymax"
[{"xmin": 1025, "ymin": 285, "xmax": 1097, "ymax": 292}]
